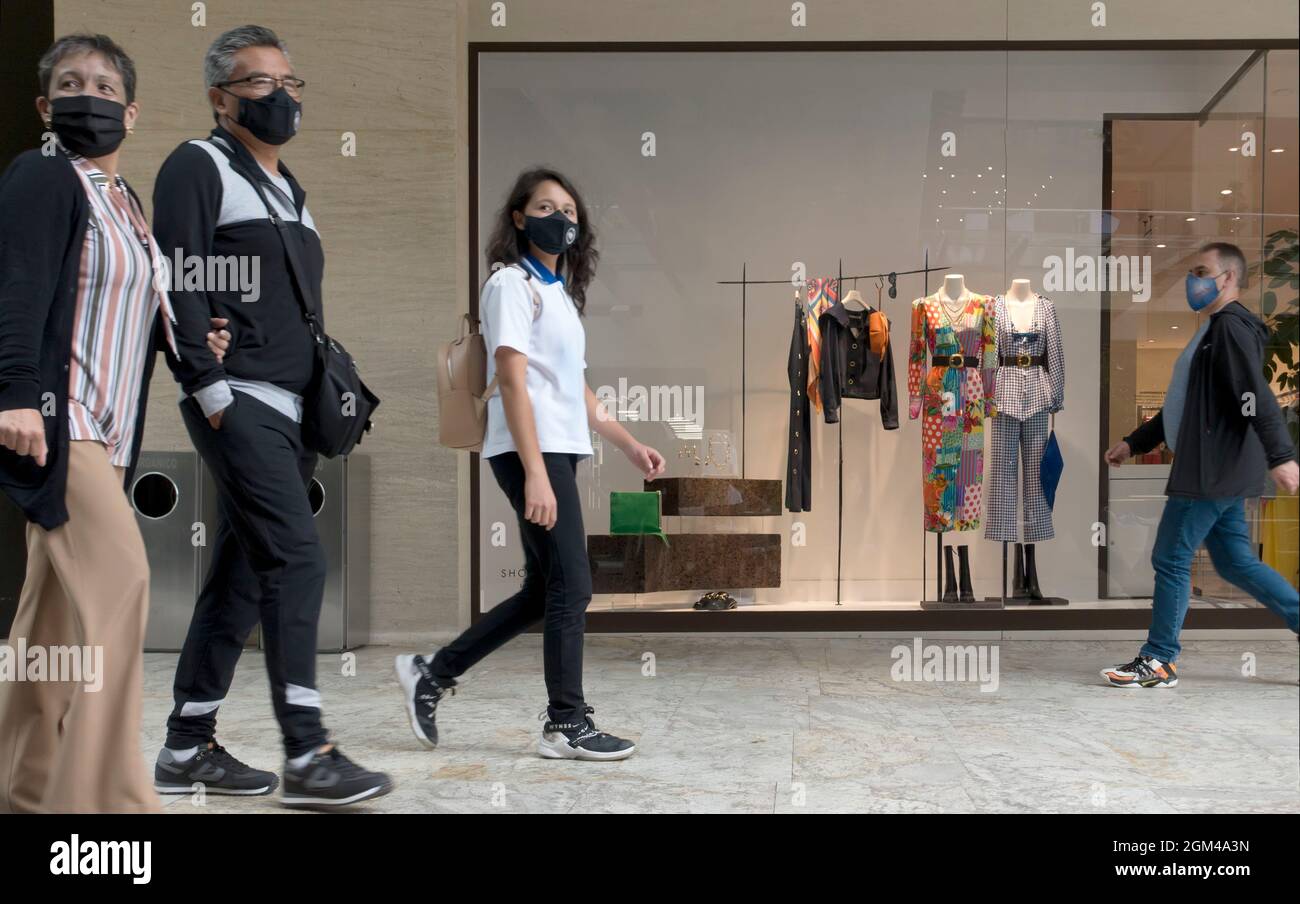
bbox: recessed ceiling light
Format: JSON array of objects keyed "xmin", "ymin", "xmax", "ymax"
[
  {"xmin": 922, "ymin": 173, "xmax": 927, "ymax": 178},
  {"xmin": 950, "ymin": 173, "xmax": 955, "ymax": 178},
  {"xmin": 977, "ymin": 173, "xmax": 983, "ymax": 178},
  {"xmin": 1185, "ymin": 216, "xmax": 1197, "ymax": 222},
  {"xmin": 1041, "ymin": 185, "xmax": 1046, "ymax": 189},
  {"xmin": 938, "ymin": 166, "xmax": 944, "ymax": 171},
  {"xmin": 1156, "ymin": 243, "xmax": 1166, "ymax": 248},
  {"xmin": 1229, "ymin": 146, "xmax": 1239, "ymax": 152},
  {"xmin": 941, "ymin": 189, "xmax": 946, "ymax": 194},
  {"xmin": 1171, "ymin": 325, "xmax": 1179, "ymax": 330},
  {"xmin": 1220, "ymin": 189, "xmax": 1233, "ymax": 195},
  {"xmin": 1147, "ymin": 339, "xmax": 1156, "ymax": 344},
  {"xmin": 1270, "ymin": 147, "xmax": 1285, "ymax": 153},
  {"xmin": 987, "ymin": 166, "xmax": 993, "ymax": 171}
]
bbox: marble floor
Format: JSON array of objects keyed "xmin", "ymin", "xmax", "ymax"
[{"xmin": 141, "ymin": 637, "xmax": 1300, "ymax": 814}]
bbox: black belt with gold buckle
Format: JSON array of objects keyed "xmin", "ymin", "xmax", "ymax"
[
  {"xmin": 937, "ymin": 354, "xmax": 979, "ymax": 369},
  {"xmin": 999, "ymin": 354, "xmax": 1045, "ymax": 368}
]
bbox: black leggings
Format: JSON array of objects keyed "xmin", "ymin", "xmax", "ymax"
[{"xmin": 433, "ymin": 451, "xmax": 591, "ymax": 722}]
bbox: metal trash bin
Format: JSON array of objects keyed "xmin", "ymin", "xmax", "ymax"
[
  {"xmin": 312, "ymin": 455, "xmax": 370, "ymax": 652},
  {"xmin": 130, "ymin": 451, "xmax": 201, "ymax": 652},
  {"xmin": 200, "ymin": 454, "xmax": 370, "ymax": 653}
]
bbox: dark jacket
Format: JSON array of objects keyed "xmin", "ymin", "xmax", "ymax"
[
  {"xmin": 152, "ymin": 126, "xmax": 323, "ymax": 397},
  {"xmin": 817, "ymin": 301, "xmax": 899, "ymax": 429},
  {"xmin": 1125, "ymin": 301, "xmax": 1296, "ymax": 499},
  {"xmin": 0, "ymin": 148, "xmax": 165, "ymax": 529}
]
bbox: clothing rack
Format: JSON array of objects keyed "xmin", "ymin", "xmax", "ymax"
[{"xmin": 716, "ymin": 256, "xmax": 950, "ymax": 605}]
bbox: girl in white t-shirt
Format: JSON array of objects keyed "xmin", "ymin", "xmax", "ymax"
[{"xmin": 396, "ymin": 168, "xmax": 664, "ymax": 760}]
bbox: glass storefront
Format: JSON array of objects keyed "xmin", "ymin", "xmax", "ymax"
[{"xmin": 471, "ymin": 44, "xmax": 1299, "ymax": 629}]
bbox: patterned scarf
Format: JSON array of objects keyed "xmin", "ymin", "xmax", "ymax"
[{"xmin": 804, "ymin": 277, "xmax": 838, "ymax": 411}]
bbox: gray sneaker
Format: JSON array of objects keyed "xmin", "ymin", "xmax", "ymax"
[{"xmin": 154, "ymin": 741, "xmax": 278, "ymax": 796}]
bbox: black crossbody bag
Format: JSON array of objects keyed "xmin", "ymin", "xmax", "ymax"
[{"xmin": 213, "ymin": 140, "xmax": 379, "ymax": 457}]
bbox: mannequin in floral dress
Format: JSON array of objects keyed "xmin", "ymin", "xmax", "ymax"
[{"xmin": 908, "ymin": 274, "xmax": 997, "ymax": 602}]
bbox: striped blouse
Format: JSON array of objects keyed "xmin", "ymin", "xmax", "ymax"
[{"xmin": 66, "ymin": 153, "xmax": 177, "ymax": 467}]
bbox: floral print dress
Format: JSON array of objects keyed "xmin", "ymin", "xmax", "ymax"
[{"xmin": 907, "ymin": 293, "xmax": 997, "ymax": 532}]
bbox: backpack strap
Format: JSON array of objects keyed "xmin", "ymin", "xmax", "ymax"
[{"xmin": 480, "ymin": 264, "xmax": 544, "ymax": 401}]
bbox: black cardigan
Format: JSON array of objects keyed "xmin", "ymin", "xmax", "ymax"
[
  {"xmin": 0, "ymin": 148, "xmax": 164, "ymax": 529},
  {"xmin": 1124, "ymin": 301, "xmax": 1296, "ymax": 499}
]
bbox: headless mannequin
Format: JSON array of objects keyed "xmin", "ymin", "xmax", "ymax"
[
  {"xmin": 1005, "ymin": 278, "xmax": 1036, "ymax": 332},
  {"xmin": 938, "ymin": 273, "xmax": 969, "ymax": 319},
  {"xmin": 935, "ymin": 273, "xmax": 976, "ymax": 603},
  {"xmin": 1000, "ymin": 278, "xmax": 1047, "ymax": 601}
]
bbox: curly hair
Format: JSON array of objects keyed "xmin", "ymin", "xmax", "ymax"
[{"xmin": 483, "ymin": 167, "xmax": 598, "ymax": 314}]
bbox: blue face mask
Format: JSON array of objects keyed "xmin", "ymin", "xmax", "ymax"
[{"xmin": 1185, "ymin": 271, "xmax": 1222, "ymax": 312}]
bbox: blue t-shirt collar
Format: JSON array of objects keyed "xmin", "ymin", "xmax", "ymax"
[{"xmin": 522, "ymin": 253, "xmax": 564, "ymax": 285}]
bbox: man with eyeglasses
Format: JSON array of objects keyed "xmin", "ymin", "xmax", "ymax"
[
  {"xmin": 1101, "ymin": 241, "xmax": 1299, "ymax": 688},
  {"xmin": 150, "ymin": 24, "xmax": 391, "ymax": 807}
]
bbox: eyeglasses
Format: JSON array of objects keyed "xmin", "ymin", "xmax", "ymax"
[{"xmin": 216, "ymin": 75, "xmax": 305, "ymax": 99}]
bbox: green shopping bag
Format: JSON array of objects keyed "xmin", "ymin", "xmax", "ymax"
[{"xmin": 609, "ymin": 491, "xmax": 670, "ymax": 546}]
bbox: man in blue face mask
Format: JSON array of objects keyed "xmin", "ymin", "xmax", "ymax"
[{"xmin": 1101, "ymin": 241, "xmax": 1298, "ymax": 688}]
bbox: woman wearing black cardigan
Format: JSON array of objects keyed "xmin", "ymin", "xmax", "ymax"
[{"xmin": 0, "ymin": 34, "xmax": 188, "ymax": 813}]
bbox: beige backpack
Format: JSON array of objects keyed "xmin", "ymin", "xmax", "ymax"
[{"xmin": 437, "ymin": 266, "xmax": 542, "ymax": 452}]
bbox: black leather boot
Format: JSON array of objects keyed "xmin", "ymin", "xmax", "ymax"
[
  {"xmin": 957, "ymin": 545, "xmax": 976, "ymax": 603},
  {"xmin": 1012, "ymin": 542, "xmax": 1026, "ymax": 598},
  {"xmin": 942, "ymin": 545, "xmax": 958, "ymax": 603},
  {"xmin": 1023, "ymin": 543, "xmax": 1044, "ymax": 601}
]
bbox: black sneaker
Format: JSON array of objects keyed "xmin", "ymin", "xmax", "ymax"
[
  {"xmin": 538, "ymin": 706, "xmax": 636, "ymax": 761},
  {"xmin": 281, "ymin": 746, "xmax": 393, "ymax": 809},
  {"xmin": 394, "ymin": 653, "xmax": 456, "ymax": 748},
  {"xmin": 154, "ymin": 741, "xmax": 279, "ymax": 796}
]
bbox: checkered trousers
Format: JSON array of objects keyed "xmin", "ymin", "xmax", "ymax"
[{"xmin": 985, "ymin": 409, "xmax": 1054, "ymax": 542}]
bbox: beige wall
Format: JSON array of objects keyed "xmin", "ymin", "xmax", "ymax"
[{"xmin": 45, "ymin": 1, "xmax": 1298, "ymax": 637}]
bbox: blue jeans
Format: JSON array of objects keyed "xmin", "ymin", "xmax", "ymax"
[{"xmin": 1143, "ymin": 496, "xmax": 1300, "ymax": 663}]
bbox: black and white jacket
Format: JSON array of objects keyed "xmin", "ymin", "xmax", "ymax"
[{"xmin": 152, "ymin": 126, "xmax": 324, "ymax": 407}]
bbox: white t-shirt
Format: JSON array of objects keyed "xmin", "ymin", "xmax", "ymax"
[{"xmin": 480, "ymin": 257, "xmax": 593, "ymax": 459}]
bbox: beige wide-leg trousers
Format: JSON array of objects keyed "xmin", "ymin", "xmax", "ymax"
[{"xmin": 0, "ymin": 440, "xmax": 160, "ymax": 813}]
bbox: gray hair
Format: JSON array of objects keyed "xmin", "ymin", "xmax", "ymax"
[
  {"xmin": 38, "ymin": 33, "xmax": 137, "ymax": 103},
  {"xmin": 203, "ymin": 25, "xmax": 290, "ymax": 87}
]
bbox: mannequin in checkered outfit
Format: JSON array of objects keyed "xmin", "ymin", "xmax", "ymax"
[{"xmin": 985, "ymin": 283, "xmax": 1065, "ymax": 598}]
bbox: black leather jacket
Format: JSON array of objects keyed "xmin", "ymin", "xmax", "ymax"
[{"xmin": 817, "ymin": 301, "xmax": 899, "ymax": 429}]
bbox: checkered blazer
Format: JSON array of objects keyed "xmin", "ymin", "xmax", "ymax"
[{"xmin": 992, "ymin": 294, "xmax": 1064, "ymax": 420}]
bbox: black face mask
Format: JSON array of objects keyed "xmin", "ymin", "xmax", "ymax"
[
  {"xmin": 224, "ymin": 86, "xmax": 301, "ymax": 145},
  {"xmin": 49, "ymin": 95, "xmax": 127, "ymax": 157},
  {"xmin": 522, "ymin": 211, "xmax": 579, "ymax": 255}
]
